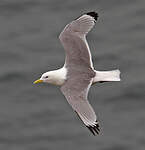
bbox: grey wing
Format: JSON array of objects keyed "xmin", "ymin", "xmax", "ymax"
[
  {"xmin": 61, "ymin": 77, "xmax": 100, "ymax": 135},
  {"xmin": 59, "ymin": 12, "xmax": 98, "ymax": 69}
]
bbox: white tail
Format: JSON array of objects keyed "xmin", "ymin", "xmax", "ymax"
[{"xmin": 93, "ymin": 69, "xmax": 121, "ymax": 83}]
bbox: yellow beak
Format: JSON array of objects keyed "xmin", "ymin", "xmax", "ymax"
[{"xmin": 33, "ymin": 79, "xmax": 43, "ymax": 84}]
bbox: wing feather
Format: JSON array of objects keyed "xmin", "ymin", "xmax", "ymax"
[
  {"xmin": 61, "ymin": 77, "xmax": 100, "ymax": 135},
  {"xmin": 59, "ymin": 12, "xmax": 98, "ymax": 69},
  {"xmin": 60, "ymin": 12, "xmax": 100, "ymax": 135}
]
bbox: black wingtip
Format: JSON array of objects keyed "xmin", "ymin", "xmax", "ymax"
[
  {"xmin": 86, "ymin": 120, "xmax": 100, "ymax": 136},
  {"xmin": 86, "ymin": 11, "xmax": 99, "ymax": 21}
]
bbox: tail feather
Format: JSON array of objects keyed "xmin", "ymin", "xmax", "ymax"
[{"xmin": 93, "ymin": 69, "xmax": 121, "ymax": 83}]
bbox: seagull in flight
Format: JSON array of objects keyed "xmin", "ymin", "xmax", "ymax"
[{"xmin": 34, "ymin": 12, "xmax": 121, "ymax": 135}]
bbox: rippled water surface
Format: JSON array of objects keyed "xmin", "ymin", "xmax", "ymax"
[{"xmin": 0, "ymin": 0, "xmax": 145, "ymax": 150}]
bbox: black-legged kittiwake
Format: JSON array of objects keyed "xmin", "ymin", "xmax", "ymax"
[{"xmin": 34, "ymin": 12, "xmax": 121, "ymax": 135}]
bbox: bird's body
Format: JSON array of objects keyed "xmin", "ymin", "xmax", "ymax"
[
  {"xmin": 34, "ymin": 12, "xmax": 121, "ymax": 135},
  {"xmin": 40, "ymin": 67, "xmax": 120, "ymax": 86}
]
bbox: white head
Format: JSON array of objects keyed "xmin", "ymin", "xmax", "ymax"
[
  {"xmin": 34, "ymin": 71, "xmax": 56, "ymax": 84},
  {"xmin": 33, "ymin": 68, "xmax": 67, "ymax": 86},
  {"xmin": 40, "ymin": 72, "xmax": 52, "ymax": 83}
]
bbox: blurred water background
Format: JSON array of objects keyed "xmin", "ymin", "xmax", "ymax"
[{"xmin": 0, "ymin": 0, "xmax": 145, "ymax": 150}]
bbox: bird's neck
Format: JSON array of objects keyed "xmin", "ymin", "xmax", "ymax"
[{"xmin": 49, "ymin": 67, "xmax": 67, "ymax": 86}]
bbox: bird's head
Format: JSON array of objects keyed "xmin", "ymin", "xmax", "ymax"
[
  {"xmin": 33, "ymin": 68, "xmax": 66, "ymax": 86},
  {"xmin": 33, "ymin": 72, "xmax": 53, "ymax": 84}
]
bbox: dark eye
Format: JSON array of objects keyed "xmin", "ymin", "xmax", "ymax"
[{"xmin": 45, "ymin": 76, "xmax": 48, "ymax": 78}]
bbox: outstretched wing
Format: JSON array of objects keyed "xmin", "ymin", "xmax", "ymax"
[
  {"xmin": 61, "ymin": 76, "xmax": 100, "ymax": 135},
  {"xmin": 59, "ymin": 12, "xmax": 98, "ymax": 69}
]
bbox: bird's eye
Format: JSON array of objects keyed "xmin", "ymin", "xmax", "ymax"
[{"xmin": 45, "ymin": 76, "xmax": 48, "ymax": 78}]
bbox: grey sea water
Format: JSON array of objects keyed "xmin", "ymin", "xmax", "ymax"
[{"xmin": 0, "ymin": 0, "xmax": 145, "ymax": 150}]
